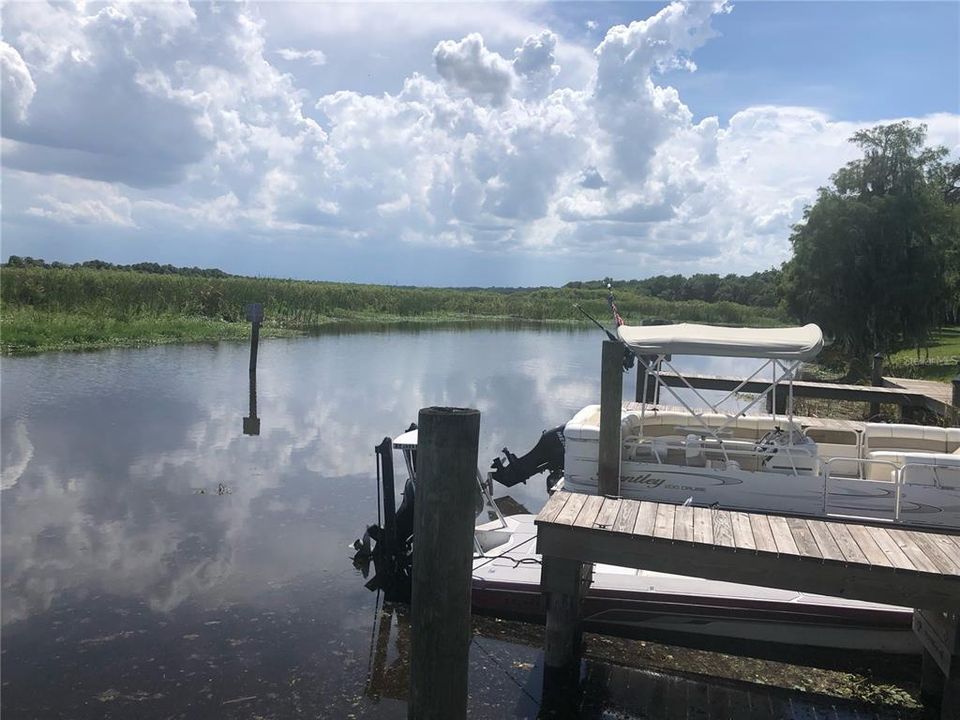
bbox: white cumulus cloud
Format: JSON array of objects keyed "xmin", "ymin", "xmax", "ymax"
[
  {"xmin": 434, "ymin": 33, "xmax": 515, "ymax": 106},
  {"xmin": 0, "ymin": 0, "xmax": 956, "ymax": 282},
  {"xmin": 276, "ymin": 47, "xmax": 327, "ymax": 65}
]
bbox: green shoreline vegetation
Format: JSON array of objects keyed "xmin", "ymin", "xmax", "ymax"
[
  {"xmin": 2, "ymin": 264, "xmax": 957, "ymax": 386},
  {"xmin": 0, "ymin": 265, "xmax": 787, "ymax": 354}
]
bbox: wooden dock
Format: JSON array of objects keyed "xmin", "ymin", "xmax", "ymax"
[
  {"xmin": 885, "ymin": 376, "xmax": 957, "ymax": 417},
  {"xmin": 536, "ymin": 491, "xmax": 960, "ymax": 718}
]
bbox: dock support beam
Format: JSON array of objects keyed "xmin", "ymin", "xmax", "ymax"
[
  {"xmin": 913, "ymin": 610, "xmax": 960, "ymax": 720},
  {"xmin": 408, "ymin": 407, "xmax": 480, "ymax": 720},
  {"xmin": 599, "ymin": 340, "xmax": 623, "ymax": 497}
]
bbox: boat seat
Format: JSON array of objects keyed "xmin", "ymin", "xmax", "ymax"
[
  {"xmin": 863, "ymin": 423, "xmax": 948, "ymax": 454},
  {"xmin": 866, "ymin": 450, "xmax": 960, "ymax": 484},
  {"xmin": 947, "ymin": 428, "xmax": 960, "ymax": 453},
  {"xmin": 806, "ymin": 427, "xmax": 861, "ymax": 477}
]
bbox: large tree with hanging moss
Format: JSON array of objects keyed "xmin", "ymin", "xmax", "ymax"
[{"xmin": 782, "ymin": 121, "xmax": 959, "ymax": 373}]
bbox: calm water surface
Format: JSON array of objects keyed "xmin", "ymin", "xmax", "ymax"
[{"xmin": 0, "ymin": 327, "xmax": 784, "ymax": 719}]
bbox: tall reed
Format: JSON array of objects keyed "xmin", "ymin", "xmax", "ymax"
[{"xmin": 0, "ymin": 267, "xmax": 788, "ymax": 328}]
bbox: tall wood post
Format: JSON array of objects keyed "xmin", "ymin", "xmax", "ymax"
[
  {"xmin": 540, "ymin": 554, "xmax": 589, "ymax": 711},
  {"xmin": 599, "ymin": 340, "xmax": 623, "ymax": 497},
  {"xmin": 408, "ymin": 407, "xmax": 480, "ymax": 720},
  {"xmin": 635, "ymin": 355, "xmax": 659, "ymax": 403},
  {"xmin": 870, "ymin": 353, "xmax": 884, "ymax": 419},
  {"xmin": 246, "ymin": 303, "xmax": 263, "ymax": 373}
]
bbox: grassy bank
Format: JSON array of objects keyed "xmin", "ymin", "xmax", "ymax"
[
  {"xmin": 0, "ymin": 267, "xmax": 787, "ymax": 353},
  {"xmin": 886, "ymin": 326, "xmax": 960, "ymax": 381},
  {"xmin": 0, "ymin": 307, "xmax": 304, "ymax": 353}
]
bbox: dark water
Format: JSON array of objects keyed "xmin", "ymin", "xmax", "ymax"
[{"xmin": 0, "ymin": 328, "xmax": 896, "ymax": 719}]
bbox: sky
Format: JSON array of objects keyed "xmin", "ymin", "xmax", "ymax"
[{"xmin": 1, "ymin": 1, "xmax": 958, "ymax": 287}]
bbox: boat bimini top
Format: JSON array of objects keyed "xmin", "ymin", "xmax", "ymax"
[
  {"xmin": 617, "ymin": 323, "xmax": 823, "ymax": 361},
  {"xmin": 616, "ymin": 322, "xmax": 825, "ymax": 448}
]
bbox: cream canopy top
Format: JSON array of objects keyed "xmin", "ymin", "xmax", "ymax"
[{"xmin": 617, "ymin": 323, "xmax": 824, "ymax": 361}]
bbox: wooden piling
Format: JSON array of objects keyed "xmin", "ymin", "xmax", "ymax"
[
  {"xmin": 408, "ymin": 407, "xmax": 480, "ymax": 720},
  {"xmin": 542, "ymin": 555, "xmax": 587, "ymax": 674},
  {"xmin": 914, "ymin": 610, "xmax": 960, "ymax": 719},
  {"xmin": 599, "ymin": 340, "xmax": 623, "ymax": 497},
  {"xmin": 246, "ymin": 303, "xmax": 263, "ymax": 373},
  {"xmin": 870, "ymin": 352, "xmax": 884, "ymax": 418}
]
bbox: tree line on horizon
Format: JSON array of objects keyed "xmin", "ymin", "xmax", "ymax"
[
  {"xmin": 565, "ymin": 270, "xmax": 782, "ymax": 308},
  {"xmin": 3, "ymin": 257, "xmax": 233, "ymax": 278}
]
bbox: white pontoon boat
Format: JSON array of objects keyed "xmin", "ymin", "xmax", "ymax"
[{"xmin": 558, "ymin": 323, "xmax": 960, "ymax": 529}]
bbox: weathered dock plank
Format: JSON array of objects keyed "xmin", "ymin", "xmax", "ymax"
[
  {"xmin": 730, "ymin": 512, "xmax": 756, "ymax": 551},
  {"xmin": 785, "ymin": 518, "xmax": 821, "ymax": 560},
  {"xmin": 653, "ymin": 503, "xmax": 676, "ymax": 541},
  {"xmin": 574, "ymin": 494, "xmax": 605, "ymax": 529},
  {"xmin": 693, "ymin": 506, "xmax": 714, "ymax": 545},
  {"xmin": 555, "ymin": 492, "xmax": 588, "ymax": 526},
  {"xmin": 767, "ymin": 516, "xmax": 799, "ymax": 556},
  {"xmin": 613, "ymin": 499, "xmax": 641, "ymax": 535},
  {"xmin": 846, "ymin": 523, "xmax": 893, "ymax": 568},
  {"xmin": 635, "ymin": 502, "xmax": 658, "ymax": 536},
  {"xmin": 828, "ymin": 522, "xmax": 869, "ymax": 564},
  {"xmin": 674, "ymin": 504, "xmax": 695, "ymax": 543},
  {"xmin": 539, "ymin": 490, "xmax": 569, "ymax": 524}
]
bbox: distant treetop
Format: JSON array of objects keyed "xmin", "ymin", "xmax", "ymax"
[
  {"xmin": 3, "ymin": 256, "xmax": 232, "ymax": 278},
  {"xmin": 564, "ymin": 270, "xmax": 782, "ymax": 308}
]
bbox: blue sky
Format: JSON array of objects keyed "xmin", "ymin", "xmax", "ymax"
[{"xmin": 2, "ymin": 1, "xmax": 957, "ymax": 287}]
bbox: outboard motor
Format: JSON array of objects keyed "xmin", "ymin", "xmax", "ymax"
[
  {"xmin": 352, "ymin": 430, "xmax": 417, "ymax": 602},
  {"xmin": 490, "ymin": 424, "xmax": 566, "ymax": 493}
]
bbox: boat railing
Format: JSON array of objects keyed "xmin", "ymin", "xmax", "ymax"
[
  {"xmin": 821, "ymin": 457, "xmax": 903, "ymax": 521},
  {"xmin": 899, "ymin": 461, "xmax": 960, "ymax": 490},
  {"xmin": 820, "ymin": 458, "xmax": 960, "ymax": 524}
]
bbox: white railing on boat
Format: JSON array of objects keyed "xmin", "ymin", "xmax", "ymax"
[{"xmin": 821, "ymin": 457, "xmax": 960, "ymax": 524}]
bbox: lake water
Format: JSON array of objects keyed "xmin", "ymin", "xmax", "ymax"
[{"xmin": 0, "ymin": 327, "xmax": 884, "ymax": 719}]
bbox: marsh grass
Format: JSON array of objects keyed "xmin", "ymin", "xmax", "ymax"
[
  {"xmin": 0, "ymin": 306, "xmax": 300, "ymax": 353},
  {"xmin": 1, "ymin": 267, "xmax": 787, "ymax": 353}
]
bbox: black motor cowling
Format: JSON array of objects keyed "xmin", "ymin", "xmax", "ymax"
[{"xmin": 489, "ymin": 424, "xmax": 565, "ymax": 491}]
